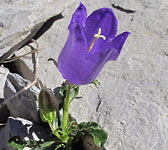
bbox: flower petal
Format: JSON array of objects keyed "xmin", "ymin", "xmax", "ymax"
[
  {"xmin": 58, "ymin": 4, "xmax": 130, "ymax": 85},
  {"xmin": 58, "ymin": 23, "xmax": 113, "ymax": 85},
  {"xmin": 86, "ymin": 32, "xmax": 130, "ymax": 66},
  {"xmin": 85, "ymin": 8, "xmax": 118, "ymax": 47},
  {"xmin": 58, "ymin": 23, "xmax": 88, "ymax": 84},
  {"xmin": 71, "ymin": 50, "xmax": 112, "ymax": 85},
  {"xmin": 84, "ymin": 50, "xmax": 112, "ymax": 83},
  {"xmin": 69, "ymin": 2, "xmax": 87, "ymax": 28},
  {"xmin": 108, "ymin": 32, "xmax": 130, "ymax": 60}
]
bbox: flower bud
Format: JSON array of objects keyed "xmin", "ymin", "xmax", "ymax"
[{"xmin": 38, "ymin": 89, "xmax": 57, "ymax": 123}]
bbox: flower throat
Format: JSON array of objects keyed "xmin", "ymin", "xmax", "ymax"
[{"xmin": 88, "ymin": 28, "xmax": 106, "ymax": 51}]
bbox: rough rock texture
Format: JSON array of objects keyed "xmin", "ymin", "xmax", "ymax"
[
  {"xmin": 0, "ymin": 98, "xmax": 10, "ymax": 123},
  {"xmin": 0, "ymin": 67, "xmax": 10, "ymax": 123},
  {"xmin": 0, "ymin": 66, "xmax": 9, "ymax": 98},
  {"xmin": 0, "ymin": 0, "xmax": 75, "ymax": 63},
  {"xmin": 0, "ymin": 117, "xmax": 51, "ymax": 150},
  {"xmin": 1, "ymin": 0, "xmax": 168, "ymax": 149},
  {"xmin": 4, "ymin": 73, "xmax": 41, "ymax": 123}
]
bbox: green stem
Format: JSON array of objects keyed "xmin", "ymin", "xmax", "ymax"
[{"xmin": 63, "ymin": 85, "xmax": 71, "ymax": 131}]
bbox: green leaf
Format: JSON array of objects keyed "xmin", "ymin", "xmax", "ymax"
[
  {"xmin": 39, "ymin": 141, "xmax": 56, "ymax": 149},
  {"xmin": 78, "ymin": 122, "xmax": 108, "ymax": 147},
  {"xmin": 58, "ymin": 109, "xmax": 64, "ymax": 130},
  {"xmin": 79, "ymin": 122, "xmax": 99, "ymax": 131},
  {"xmin": 51, "ymin": 117, "xmax": 59, "ymax": 131},
  {"xmin": 34, "ymin": 140, "xmax": 56, "ymax": 150},
  {"xmin": 55, "ymin": 143, "xmax": 65, "ymax": 150},
  {"xmin": 8, "ymin": 136, "xmax": 25, "ymax": 149},
  {"xmin": 53, "ymin": 128, "xmax": 69, "ymax": 143},
  {"xmin": 8, "ymin": 141, "xmax": 24, "ymax": 149},
  {"xmin": 91, "ymin": 129, "xmax": 108, "ymax": 147}
]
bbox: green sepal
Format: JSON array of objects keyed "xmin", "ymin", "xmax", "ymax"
[
  {"xmin": 91, "ymin": 80, "xmax": 100, "ymax": 88},
  {"xmin": 59, "ymin": 83, "xmax": 68, "ymax": 99},
  {"xmin": 69, "ymin": 86, "xmax": 79, "ymax": 103},
  {"xmin": 59, "ymin": 83, "xmax": 79, "ymax": 103}
]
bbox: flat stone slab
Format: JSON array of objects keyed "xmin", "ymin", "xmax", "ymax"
[
  {"xmin": 0, "ymin": 66, "xmax": 9, "ymax": 98},
  {"xmin": 0, "ymin": 0, "xmax": 75, "ymax": 63},
  {"xmin": 4, "ymin": 73, "xmax": 41, "ymax": 123}
]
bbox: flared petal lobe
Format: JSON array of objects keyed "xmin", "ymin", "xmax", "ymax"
[
  {"xmin": 69, "ymin": 2, "xmax": 87, "ymax": 28},
  {"xmin": 85, "ymin": 8, "xmax": 118, "ymax": 49},
  {"xmin": 108, "ymin": 32, "xmax": 130, "ymax": 60},
  {"xmin": 85, "ymin": 32, "xmax": 129, "ymax": 83}
]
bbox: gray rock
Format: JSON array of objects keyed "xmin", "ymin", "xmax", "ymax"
[
  {"xmin": 0, "ymin": 67, "xmax": 10, "ymax": 123},
  {"xmin": 0, "ymin": 117, "xmax": 51, "ymax": 150},
  {"xmin": 13, "ymin": 1, "xmax": 78, "ymax": 88},
  {"xmin": 0, "ymin": 0, "xmax": 75, "ymax": 63},
  {"xmin": 0, "ymin": 98, "xmax": 10, "ymax": 123},
  {"xmin": 4, "ymin": 73, "xmax": 41, "ymax": 123},
  {"xmin": 0, "ymin": 66, "xmax": 9, "ymax": 98},
  {"xmin": 3, "ymin": 55, "xmax": 37, "ymax": 82},
  {"xmin": 0, "ymin": 124, "xmax": 13, "ymax": 150}
]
